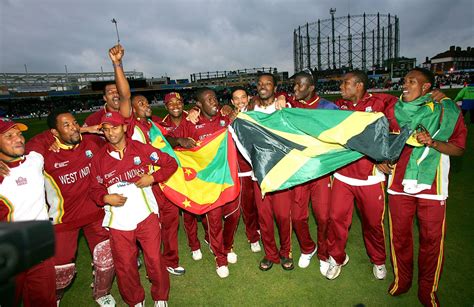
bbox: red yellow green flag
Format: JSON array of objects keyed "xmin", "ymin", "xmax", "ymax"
[{"xmin": 150, "ymin": 123, "xmax": 240, "ymax": 215}]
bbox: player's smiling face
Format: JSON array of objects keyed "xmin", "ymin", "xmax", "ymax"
[
  {"xmin": 231, "ymin": 90, "xmax": 249, "ymax": 111},
  {"xmin": 402, "ymin": 70, "xmax": 429, "ymax": 102},
  {"xmin": 102, "ymin": 123, "xmax": 126, "ymax": 148},
  {"xmin": 52, "ymin": 113, "xmax": 81, "ymax": 146},
  {"xmin": 257, "ymin": 75, "xmax": 276, "ymax": 100},
  {"xmin": 197, "ymin": 90, "xmax": 218, "ymax": 118},
  {"xmin": 165, "ymin": 97, "xmax": 184, "ymax": 118},
  {"xmin": 0, "ymin": 126, "xmax": 25, "ymax": 160}
]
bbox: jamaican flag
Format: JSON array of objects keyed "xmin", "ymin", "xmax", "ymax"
[
  {"xmin": 149, "ymin": 123, "xmax": 240, "ymax": 215},
  {"xmin": 231, "ymin": 108, "xmax": 409, "ymax": 195}
]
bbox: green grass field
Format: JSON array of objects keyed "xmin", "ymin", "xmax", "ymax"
[{"xmin": 16, "ymin": 89, "xmax": 474, "ymax": 306}]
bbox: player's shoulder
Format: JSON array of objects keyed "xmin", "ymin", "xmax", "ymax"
[
  {"xmin": 26, "ymin": 150, "xmax": 43, "ymax": 160},
  {"xmin": 372, "ymin": 92, "xmax": 398, "ymax": 102}
]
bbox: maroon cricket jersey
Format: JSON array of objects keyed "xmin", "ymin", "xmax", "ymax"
[
  {"xmin": 387, "ymin": 115, "xmax": 467, "ymax": 198},
  {"xmin": 334, "ymin": 93, "xmax": 398, "ymax": 181},
  {"xmin": 160, "ymin": 112, "xmax": 188, "ymax": 134},
  {"xmin": 89, "ymin": 139, "xmax": 178, "ymax": 206},
  {"xmin": 26, "ymin": 131, "xmax": 106, "ymax": 230},
  {"xmin": 168, "ymin": 113, "xmax": 230, "ymax": 141},
  {"xmin": 84, "ymin": 107, "xmax": 116, "ymax": 127}
]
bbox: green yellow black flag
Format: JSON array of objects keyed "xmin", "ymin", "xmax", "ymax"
[{"xmin": 230, "ymin": 108, "xmax": 409, "ymax": 195}]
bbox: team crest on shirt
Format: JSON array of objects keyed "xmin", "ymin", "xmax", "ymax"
[
  {"xmin": 365, "ymin": 106, "xmax": 373, "ymax": 112},
  {"xmin": 133, "ymin": 156, "xmax": 141, "ymax": 165},
  {"xmin": 149, "ymin": 152, "xmax": 159, "ymax": 162},
  {"xmin": 85, "ymin": 150, "xmax": 93, "ymax": 158},
  {"xmin": 340, "ymin": 105, "xmax": 348, "ymax": 110},
  {"xmin": 96, "ymin": 176, "xmax": 103, "ymax": 184},
  {"xmin": 219, "ymin": 120, "xmax": 226, "ymax": 127},
  {"xmin": 15, "ymin": 177, "xmax": 27, "ymax": 186}
]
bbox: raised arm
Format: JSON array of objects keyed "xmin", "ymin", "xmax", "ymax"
[{"xmin": 109, "ymin": 44, "xmax": 132, "ymax": 118}]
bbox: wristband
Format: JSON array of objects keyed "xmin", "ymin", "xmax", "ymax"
[{"xmin": 113, "ymin": 63, "xmax": 123, "ymax": 68}]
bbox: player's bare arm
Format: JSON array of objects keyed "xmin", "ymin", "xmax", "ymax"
[{"xmin": 416, "ymin": 131, "xmax": 464, "ymax": 156}]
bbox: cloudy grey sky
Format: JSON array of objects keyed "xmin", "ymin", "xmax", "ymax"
[{"xmin": 1, "ymin": 0, "xmax": 473, "ymax": 80}]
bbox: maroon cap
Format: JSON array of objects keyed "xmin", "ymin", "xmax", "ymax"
[
  {"xmin": 164, "ymin": 92, "xmax": 182, "ymax": 105},
  {"xmin": 100, "ymin": 112, "xmax": 125, "ymax": 127},
  {"xmin": 0, "ymin": 118, "xmax": 28, "ymax": 134}
]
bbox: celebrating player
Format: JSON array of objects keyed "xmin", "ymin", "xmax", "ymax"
[
  {"xmin": 385, "ymin": 68, "xmax": 467, "ymax": 306},
  {"xmin": 26, "ymin": 109, "xmax": 116, "ymax": 306},
  {"xmin": 89, "ymin": 111, "xmax": 177, "ymax": 306},
  {"xmin": 110, "ymin": 44, "xmax": 186, "ymax": 276},
  {"xmin": 325, "ymin": 70, "xmax": 397, "ymax": 281},
  {"xmin": 230, "ymin": 87, "xmax": 261, "ymax": 253},
  {"xmin": 247, "ymin": 73, "xmax": 294, "ymax": 271},
  {"xmin": 167, "ymin": 88, "xmax": 241, "ymax": 278},
  {"xmin": 0, "ymin": 118, "xmax": 56, "ymax": 307}
]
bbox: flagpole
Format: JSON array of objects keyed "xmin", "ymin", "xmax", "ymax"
[{"xmin": 111, "ymin": 18, "xmax": 120, "ymax": 44}]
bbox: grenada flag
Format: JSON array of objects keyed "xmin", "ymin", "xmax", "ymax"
[{"xmin": 149, "ymin": 122, "xmax": 240, "ymax": 215}]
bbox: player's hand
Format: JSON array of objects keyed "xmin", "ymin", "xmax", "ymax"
[
  {"xmin": 103, "ymin": 193, "xmax": 127, "ymax": 207},
  {"xmin": 135, "ymin": 173, "xmax": 154, "ymax": 188},
  {"xmin": 48, "ymin": 141, "xmax": 60, "ymax": 153},
  {"xmin": 275, "ymin": 95, "xmax": 287, "ymax": 110},
  {"xmin": 186, "ymin": 107, "xmax": 200, "ymax": 124},
  {"xmin": 109, "ymin": 44, "xmax": 125, "ymax": 64},
  {"xmin": 177, "ymin": 137, "xmax": 196, "ymax": 149},
  {"xmin": 80, "ymin": 124, "xmax": 104, "ymax": 135},
  {"xmin": 0, "ymin": 161, "xmax": 10, "ymax": 176},
  {"xmin": 220, "ymin": 104, "xmax": 233, "ymax": 116},
  {"xmin": 415, "ymin": 131, "xmax": 434, "ymax": 147},
  {"xmin": 430, "ymin": 89, "xmax": 447, "ymax": 102},
  {"xmin": 376, "ymin": 161, "xmax": 393, "ymax": 174}
]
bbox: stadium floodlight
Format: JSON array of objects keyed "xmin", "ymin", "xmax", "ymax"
[{"xmin": 111, "ymin": 18, "xmax": 120, "ymax": 44}]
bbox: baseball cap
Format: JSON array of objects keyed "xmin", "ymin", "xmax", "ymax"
[
  {"xmin": 0, "ymin": 118, "xmax": 28, "ymax": 134},
  {"xmin": 100, "ymin": 112, "xmax": 125, "ymax": 127},
  {"xmin": 164, "ymin": 92, "xmax": 182, "ymax": 105}
]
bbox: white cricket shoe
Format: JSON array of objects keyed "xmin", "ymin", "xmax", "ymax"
[
  {"xmin": 134, "ymin": 300, "xmax": 144, "ymax": 307},
  {"xmin": 298, "ymin": 247, "xmax": 317, "ymax": 268},
  {"xmin": 227, "ymin": 251, "xmax": 238, "ymax": 264},
  {"xmin": 250, "ymin": 241, "xmax": 261, "ymax": 253},
  {"xmin": 373, "ymin": 264, "xmax": 387, "ymax": 280},
  {"xmin": 326, "ymin": 254, "xmax": 349, "ymax": 280},
  {"xmin": 96, "ymin": 294, "xmax": 116, "ymax": 307},
  {"xmin": 154, "ymin": 300, "xmax": 168, "ymax": 307},
  {"xmin": 319, "ymin": 259, "xmax": 330, "ymax": 276},
  {"xmin": 191, "ymin": 249, "xmax": 202, "ymax": 261},
  {"xmin": 216, "ymin": 265, "xmax": 229, "ymax": 278},
  {"xmin": 166, "ymin": 266, "xmax": 185, "ymax": 276}
]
